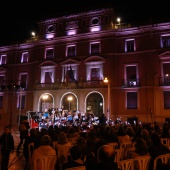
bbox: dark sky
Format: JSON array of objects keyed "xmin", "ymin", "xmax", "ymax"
[{"xmin": 0, "ymin": 1, "xmax": 169, "ymax": 45}]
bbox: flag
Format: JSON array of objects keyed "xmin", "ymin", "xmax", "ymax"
[{"xmin": 69, "ymin": 65, "xmax": 76, "ymax": 82}]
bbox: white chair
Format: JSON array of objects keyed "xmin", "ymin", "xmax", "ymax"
[
  {"xmin": 28, "ymin": 142, "xmax": 34, "ymax": 159},
  {"xmin": 32, "ymin": 155, "xmax": 57, "ymax": 170},
  {"xmin": 65, "ymin": 166, "xmax": 86, "ymax": 170},
  {"xmin": 134, "ymin": 155, "xmax": 151, "ymax": 170},
  {"xmin": 114, "ymin": 148, "xmax": 124, "ymax": 163},
  {"xmin": 108, "ymin": 142, "xmax": 119, "ymax": 149},
  {"xmin": 117, "ymin": 159, "xmax": 134, "ymax": 170},
  {"xmin": 153, "ymin": 153, "xmax": 170, "ymax": 170},
  {"xmin": 120, "ymin": 141, "xmax": 133, "ymax": 159}
]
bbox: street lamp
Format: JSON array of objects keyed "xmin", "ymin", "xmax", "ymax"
[
  {"xmin": 103, "ymin": 77, "xmax": 110, "ymax": 120},
  {"xmin": 42, "ymin": 94, "xmax": 48, "ymax": 112},
  {"xmin": 117, "ymin": 17, "xmax": 121, "ymax": 25},
  {"xmin": 67, "ymin": 96, "xmax": 73, "ymax": 111}
]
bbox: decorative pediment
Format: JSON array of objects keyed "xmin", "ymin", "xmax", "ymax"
[
  {"xmin": 39, "ymin": 61, "xmax": 57, "ymax": 67},
  {"xmin": 60, "ymin": 59, "xmax": 81, "ymax": 66},
  {"xmin": 159, "ymin": 51, "xmax": 170, "ymax": 60},
  {"xmin": 84, "ymin": 56, "xmax": 106, "ymax": 64}
]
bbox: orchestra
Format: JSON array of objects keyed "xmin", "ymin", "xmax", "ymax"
[{"xmin": 27, "ymin": 109, "xmax": 100, "ymax": 130}]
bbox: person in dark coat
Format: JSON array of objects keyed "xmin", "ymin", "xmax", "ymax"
[
  {"xmin": 0, "ymin": 125, "xmax": 14, "ymax": 170},
  {"xmin": 16, "ymin": 116, "xmax": 30, "ymax": 153},
  {"xmin": 98, "ymin": 113, "xmax": 107, "ymax": 125}
]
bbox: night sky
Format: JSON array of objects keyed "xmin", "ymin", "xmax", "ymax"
[{"xmin": 0, "ymin": 1, "xmax": 169, "ymax": 45}]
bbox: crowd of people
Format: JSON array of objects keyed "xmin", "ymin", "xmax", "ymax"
[{"xmin": 0, "ymin": 114, "xmax": 170, "ymax": 170}]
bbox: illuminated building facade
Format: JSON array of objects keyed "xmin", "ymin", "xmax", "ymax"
[{"xmin": 0, "ymin": 7, "xmax": 170, "ymax": 126}]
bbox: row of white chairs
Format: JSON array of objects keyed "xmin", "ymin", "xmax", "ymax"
[{"xmin": 117, "ymin": 153, "xmax": 170, "ymax": 170}]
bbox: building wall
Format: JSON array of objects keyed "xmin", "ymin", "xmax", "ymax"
[{"xmin": 0, "ymin": 8, "xmax": 170, "ymax": 126}]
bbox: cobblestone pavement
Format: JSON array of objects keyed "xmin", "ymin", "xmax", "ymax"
[{"xmin": 0, "ymin": 125, "xmax": 26, "ymax": 170}]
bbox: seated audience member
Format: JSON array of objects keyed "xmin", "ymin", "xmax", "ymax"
[
  {"xmin": 29, "ymin": 135, "xmax": 56, "ymax": 170},
  {"xmin": 117, "ymin": 125, "xmax": 131, "ymax": 147},
  {"xmin": 126, "ymin": 126, "xmax": 135, "ymax": 140},
  {"xmin": 141, "ymin": 129, "xmax": 152, "ymax": 148},
  {"xmin": 62, "ymin": 145, "xmax": 84, "ymax": 170},
  {"xmin": 95, "ymin": 145, "xmax": 121, "ymax": 170},
  {"xmin": 56, "ymin": 132, "xmax": 72, "ymax": 169},
  {"xmin": 127, "ymin": 138, "xmax": 150, "ymax": 170},
  {"xmin": 148, "ymin": 132, "xmax": 170, "ymax": 170},
  {"xmin": 85, "ymin": 138, "xmax": 108, "ymax": 170}
]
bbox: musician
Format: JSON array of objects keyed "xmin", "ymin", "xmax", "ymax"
[{"xmin": 98, "ymin": 113, "xmax": 107, "ymax": 125}]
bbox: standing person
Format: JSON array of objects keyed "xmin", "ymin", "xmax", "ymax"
[
  {"xmin": 0, "ymin": 125, "xmax": 14, "ymax": 170},
  {"xmin": 16, "ymin": 116, "xmax": 30, "ymax": 153}
]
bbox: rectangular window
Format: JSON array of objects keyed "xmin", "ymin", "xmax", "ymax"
[
  {"xmin": 161, "ymin": 35, "xmax": 170, "ymax": 48},
  {"xmin": 164, "ymin": 91, "xmax": 170, "ymax": 109},
  {"xmin": 90, "ymin": 42, "xmax": 100, "ymax": 55},
  {"xmin": 91, "ymin": 68, "xmax": 100, "ymax": 80},
  {"xmin": 125, "ymin": 39, "xmax": 135, "ymax": 52},
  {"xmin": 21, "ymin": 52, "xmax": 28, "ymax": 63},
  {"xmin": 125, "ymin": 65, "xmax": 138, "ymax": 87},
  {"xmin": 20, "ymin": 73, "xmax": 27, "ymax": 89},
  {"xmin": 0, "ymin": 96, "xmax": 3, "ymax": 108},
  {"xmin": 45, "ymin": 48, "xmax": 54, "ymax": 59},
  {"xmin": 0, "ymin": 55, "xmax": 7, "ymax": 65},
  {"xmin": 127, "ymin": 92, "xmax": 138, "ymax": 109},
  {"xmin": 67, "ymin": 45, "xmax": 76, "ymax": 57},
  {"xmin": 18, "ymin": 94, "xmax": 25, "ymax": 109}
]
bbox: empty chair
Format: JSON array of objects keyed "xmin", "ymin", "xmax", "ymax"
[
  {"xmin": 114, "ymin": 148, "xmax": 124, "ymax": 163},
  {"xmin": 108, "ymin": 142, "xmax": 119, "ymax": 149},
  {"xmin": 134, "ymin": 155, "xmax": 151, "ymax": 170},
  {"xmin": 117, "ymin": 159, "xmax": 134, "ymax": 170},
  {"xmin": 153, "ymin": 153, "xmax": 170, "ymax": 170},
  {"xmin": 32, "ymin": 155, "xmax": 57, "ymax": 170}
]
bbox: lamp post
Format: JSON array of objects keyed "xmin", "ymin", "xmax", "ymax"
[
  {"xmin": 42, "ymin": 94, "xmax": 48, "ymax": 112},
  {"xmin": 18, "ymin": 88, "xmax": 23, "ymax": 128},
  {"xmin": 103, "ymin": 77, "xmax": 110, "ymax": 120},
  {"xmin": 67, "ymin": 96, "xmax": 73, "ymax": 111},
  {"xmin": 117, "ymin": 17, "xmax": 121, "ymax": 25}
]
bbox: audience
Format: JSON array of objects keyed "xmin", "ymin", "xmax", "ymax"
[
  {"xmin": 127, "ymin": 138, "xmax": 150, "ymax": 170},
  {"xmin": 95, "ymin": 145, "xmax": 121, "ymax": 170},
  {"xmin": 11, "ymin": 120, "xmax": 170, "ymax": 170},
  {"xmin": 29, "ymin": 135, "xmax": 56, "ymax": 170},
  {"xmin": 62, "ymin": 145, "xmax": 84, "ymax": 170},
  {"xmin": 148, "ymin": 132, "xmax": 170, "ymax": 170}
]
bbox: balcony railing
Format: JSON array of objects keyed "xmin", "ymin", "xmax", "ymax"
[
  {"xmin": 35, "ymin": 80, "xmax": 105, "ymax": 90},
  {"xmin": 122, "ymin": 79, "xmax": 140, "ymax": 88},
  {"xmin": 160, "ymin": 77, "xmax": 170, "ymax": 86}
]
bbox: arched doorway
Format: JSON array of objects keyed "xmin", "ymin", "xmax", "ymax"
[
  {"xmin": 39, "ymin": 93, "xmax": 53, "ymax": 112},
  {"xmin": 86, "ymin": 92, "xmax": 103, "ymax": 117},
  {"xmin": 62, "ymin": 93, "xmax": 77, "ymax": 112}
]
